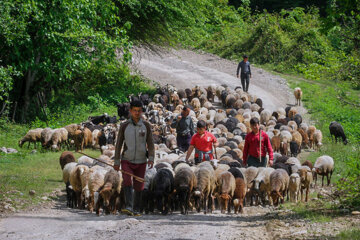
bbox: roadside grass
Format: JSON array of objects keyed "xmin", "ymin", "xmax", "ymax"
[
  {"xmin": 335, "ymin": 229, "xmax": 360, "ymax": 240},
  {"xmin": 0, "ymin": 103, "xmax": 119, "ymax": 210}
]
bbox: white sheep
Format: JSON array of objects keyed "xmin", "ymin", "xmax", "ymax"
[
  {"xmin": 19, "ymin": 128, "xmax": 43, "ymax": 149},
  {"xmin": 289, "ymin": 173, "xmax": 301, "ymax": 203},
  {"xmin": 314, "ymin": 155, "xmax": 334, "ymax": 186}
]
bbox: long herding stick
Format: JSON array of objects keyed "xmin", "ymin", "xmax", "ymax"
[
  {"xmin": 259, "ymin": 128, "xmax": 262, "ymax": 163},
  {"xmin": 78, "ymin": 152, "xmax": 145, "ymax": 182}
]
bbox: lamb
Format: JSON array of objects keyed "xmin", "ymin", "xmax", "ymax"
[
  {"xmin": 62, "ymin": 162, "xmax": 78, "ymax": 208},
  {"xmin": 298, "ymin": 167, "xmax": 313, "ymax": 202},
  {"xmin": 245, "ymin": 167, "xmax": 260, "ymax": 206},
  {"xmin": 152, "ymin": 168, "xmax": 174, "ymax": 215},
  {"xmin": 69, "ymin": 164, "xmax": 90, "ymax": 208},
  {"xmin": 288, "ymin": 173, "xmax": 301, "ymax": 203},
  {"xmin": 329, "ymin": 121, "xmax": 348, "ymax": 145},
  {"xmin": 314, "ymin": 155, "xmax": 334, "ymax": 186},
  {"xmin": 294, "ymin": 87, "xmax": 302, "ymax": 106},
  {"xmin": 174, "ymin": 167, "xmax": 197, "ymax": 214},
  {"xmin": 95, "ymin": 169, "xmax": 122, "ymax": 215},
  {"xmin": 314, "ymin": 129, "xmax": 323, "ymax": 151},
  {"xmin": 59, "ymin": 151, "xmax": 76, "ymax": 170},
  {"xmin": 218, "ymin": 172, "xmax": 236, "ymax": 213},
  {"xmin": 232, "ymin": 177, "xmax": 247, "ymax": 214},
  {"xmin": 141, "ymin": 168, "xmax": 157, "ymax": 214},
  {"xmin": 270, "ymin": 169, "xmax": 289, "ymax": 206},
  {"xmin": 19, "ymin": 128, "xmax": 43, "ymax": 149},
  {"xmin": 88, "ymin": 168, "xmax": 108, "ymax": 212},
  {"xmin": 194, "ymin": 164, "xmax": 216, "ymax": 214},
  {"xmin": 253, "ymin": 167, "xmax": 275, "ymax": 205}
]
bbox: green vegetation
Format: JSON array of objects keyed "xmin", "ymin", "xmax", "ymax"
[{"xmin": 335, "ymin": 229, "xmax": 360, "ymax": 240}]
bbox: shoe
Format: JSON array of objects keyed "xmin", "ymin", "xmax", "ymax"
[{"xmin": 121, "ymin": 207, "xmax": 141, "ymax": 216}]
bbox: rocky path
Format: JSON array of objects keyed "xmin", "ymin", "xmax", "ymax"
[{"xmin": 1, "ymin": 48, "xmax": 359, "ymax": 240}]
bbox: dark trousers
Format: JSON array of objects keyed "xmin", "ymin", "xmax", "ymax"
[
  {"xmin": 176, "ymin": 133, "xmax": 192, "ymax": 152},
  {"xmin": 241, "ymin": 73, "xmax": 250, "ymax": 92},
  {"xmin": 247, "ymin": 155, "xmax": 267, "ymax": 167},
  {"xmin": 121, "ymin": 160, "xmax": 147, "ymax": 191}
]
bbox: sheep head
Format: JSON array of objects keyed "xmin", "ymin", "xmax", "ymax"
[{"xmin": 99, "ymin": 186, "xmax": 112, "ymax": 207}]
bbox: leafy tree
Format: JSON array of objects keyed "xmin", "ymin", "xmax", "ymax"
[{"xmin": 0, "ymin": 0, "xmax": 131, "ymax": 122}]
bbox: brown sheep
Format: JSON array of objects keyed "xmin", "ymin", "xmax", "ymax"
[
  {"xmin": 194, "ymin": 163, "xmax": 216, "ymax": 214},
  {"xmin": 218, "ymin": 172, "xmax": 236, "ymax": 213},
  {"xmin": 294, "ymin": 87, "xmax": 302, "ymax": 106},
  {"xmin": 288, "ymin": 107, "xmax": 298, "ymax": 119},
  {"xmin": 19, "ymin": 128, "xmax": 43, "ymax": 149},
  {"xmin": 292, "ymin": 131, "xmax": 303, "ymax": 151},
  {"xmin": 298, "ymin": 167, "xmax": 313, "ymax": 202},
  {"xmin": 233, "ymin": 177, "xmax": 247, "ymax": 214},
  {"xmin": 83, "ymin": 127, "xmax": 92, "ymax": 148},
  {"xmin": 70, "ymin": 165, "xmax": 90, "ymax": 209},
  {"xmin": 74, "ymin": 129, "xmax": 84, "ymax": 152},
  {"xmin": 88, "ymin": 168, "xmax": 108, "ymax": 212},
  {"xmin": 64, "ymin": 124, "xmax": 79, "ymax": 141},
  {"xmin": 271, "ymin": 135, "xmax": 281, "ymax": 153},
  {"xmin": 298, "ymin": 128, "xmax": 309, "ymax": 148},
  {"xmin": 307, "ymin": 126, "xmax": 316, "ymax": 149},
  {"xmin": 95, "ymin": 169, "xmax": 122, "ymax": 215},
  {"xmin": 190, "ymin": 98, "xmax": 201, "ymax": 112},
  {"xmin": 59, "ymin": 151, "xmax": 76, "ymax": 170}
]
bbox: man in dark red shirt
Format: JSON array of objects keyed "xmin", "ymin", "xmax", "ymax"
[
  {"xmin": 243, "ymin": 117, "xmax": 273, "ymax": 167},
  {"xmin": 185, "ymin": 120, "xmax": 218, "ymax": 164}
]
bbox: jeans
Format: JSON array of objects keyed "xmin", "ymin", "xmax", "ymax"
[
  {"xmin": 247, "ymin": 155, "xmax": 268, "ymax": 167},
  {"xmin": 176, "ymin": 133, "xmax": 192, "ymax": 152},
  {"xmin": 241, "ymin": 73, "xmax": 250, "ymax": 92}
]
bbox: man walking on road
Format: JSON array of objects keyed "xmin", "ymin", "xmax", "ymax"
[
  {"xmin": 114, "ymin": 100, "xmax": 155, "ymax": 216},
  {"xmin": 243, "ymin": 117, "xmax": 273, "ymax": 167},
  {"xmin": 171, "ymin": 106, "xmax": 195, "ymax": 152},
  {"xmin": 236, "ymin": 55, "xmax": 252, "ymax": 92}
]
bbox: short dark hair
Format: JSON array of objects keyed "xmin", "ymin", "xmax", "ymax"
[
  {"xmin": 130, "ymin": 100, "xmax": 143, "ymax": 109},
  {"xmin": 250, "ymin": 117, "xmax": 259, "ymax": 125},
  {"xmin": 243, "ymin": 55, "xmax": 248, "ymax": 59},
  {"xmin": 197, "ymin": 120, "xmax": 206, "ymax": 129}
]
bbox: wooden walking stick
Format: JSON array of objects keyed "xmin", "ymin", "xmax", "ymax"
[
  {"xmin": 259, "ymin": 128, "xmax": 262, "ymax": 163},
  {"xmin": 78, "ymin": 152, "xmax": 145, "ymax": 182}
]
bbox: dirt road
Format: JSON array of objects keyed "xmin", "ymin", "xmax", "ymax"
[{"xmin": 1, "ymin": 48, "xmax": 358, "ymax": 240}]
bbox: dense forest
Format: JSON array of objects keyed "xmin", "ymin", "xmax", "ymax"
[{"xmin": 0, "ymin": 0, "xmax": 359, "ymax": 123}]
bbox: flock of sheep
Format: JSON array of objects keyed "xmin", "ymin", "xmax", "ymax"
[{"xmin": 19, "ymin": 83, "xmax": 346, "ymax": 215}]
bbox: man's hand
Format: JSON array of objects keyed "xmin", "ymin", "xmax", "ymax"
[
  {"xmin": 148, "ymin": 161, "xmax": 154, "ymax": 169},
  {"xmin": 177, "ymin": 115, "xmax": 182, "ymax": 120},
  {"xmin": 236, "ymin": 74, "xmax": 239, "ymax": 78},
  {"xmin": 113, "ymin": 165, "xmax": 120, "ymax": 171}
]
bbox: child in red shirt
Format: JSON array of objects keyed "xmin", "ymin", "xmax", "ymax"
[{"xmin": 185, "ymin": 120, "xmax": 218, "ymax": 164}]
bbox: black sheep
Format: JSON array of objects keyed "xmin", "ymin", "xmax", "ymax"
[
  {"xmin": 293, "ymin": 114, "xmax": 302, "ymax": 127},
  {"xmin": 228, "ymin": 167, "xmax": 245, "ymax": 179},
  {"xmin": 329, "ymin": 121, "xmax": 348, "ymax": 145},
  {"xmin": 152, "ymin": 168, "xmax": 174, "ymax": 215},
  {"xmin": 116, "ymin": 102, "xmax": 130, "ymax": 120},
  {"xmin": 273, "ymin": 162, "xmax": 292, "ymax": 176},
  {"xmin": 228, "ymin": 161, "xmax": 243, "ymax": 168},
  {"xmin": 224, "ymin": 117, "xmax": 239, "ymax": 132},
  {"xmin": 220, "ymin": 90, "xmax": 228, "ymax": 105},
  {"xmin": 285, "ymin": 106, "xmax": 291, "ymax": 118},
  {"xmin": 290, "ymin": 141, "xmax": 300, "ymax": 157},
  {"xmin": 255, "ymin": 98, "xmax": 263, "ymax": 108}
]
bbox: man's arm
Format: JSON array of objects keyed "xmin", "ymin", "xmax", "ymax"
[
  {"xmin": 265, "ymin": 134, "xmax": 273, "ymax": 166},
  {"xmin": 242, "ymin": 135, "xmax": 249, "ymax": 166},
  {"xmin": 146, "ymin": 123, "xmax": 155, "ymax": 168},
  {"xmin": 249, "ymin": 63, "xmax": 251, "ymax": 77},
  {"xmin": 189, "ymin": 118, "xmax": 195, "ymax": 136},
  {"xmin": 114, "ymin": 123, "xmax": 126, "ymax": 169},
  {"xmin": 170, "ymin": 115, "xmax": 179, "ymax": 129},
  {"xmin": 236, "ymin": 62, "xmax": 241, "ymax": 76}
]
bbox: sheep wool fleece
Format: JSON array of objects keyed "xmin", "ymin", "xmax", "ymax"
[{"xmin": 114, "ymin": 118, "xmax": 155, "ymax": 165}]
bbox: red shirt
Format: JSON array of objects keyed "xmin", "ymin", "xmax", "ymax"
[
  {"xmin": 190, "ymin": 131, "xmax": 217, "ymax": 160},
  {"xmin": 243, "ymin": 131, "xmax": 273, "ymax": 166}
]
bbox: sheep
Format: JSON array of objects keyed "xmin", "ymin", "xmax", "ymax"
[
  {"xmin": 280, "ymin": 130, "xmax": 292, "ymax": 144},
  {"xmin": 288, "ymin": 107, "xmax": 298, "ymax": 119},
  {"xmin": 69, "ymin": 164, "xmax": 90, "ymax": 209},
  {"xmin": 273, "ymin": 162, "xmax": 292, "ymax": 176},
  {"xmin": 289, "ymin": 173, "xmax": 301, "ymax": 203},
  {"xmin": 280, "ymin": 141, "xmax": 288, "ymax": 156},
  {"xmin": 314, "ymin": 155, "xmax": 334, "ymax": 186},
  {"xmin": 290, "ymin": 141, "xmax": 300, "ymax": 157},
  {"xmin": 294, "ymin": 87, "xmax": 302, "ymax": 106},
  {"xmin": 194, "ymin": 164, "xmax": 216, "ymax": 214},
  {"xmin": 298, "ymin": 128, "xmax": 309, "ymax": 148},
  {"xmin": 95, "ymin": 169, "xmax": 122, "ymax": 215},
  {"xmin": 62, "ymin": 162, "xmax": 78, "ymax": 208},
  {"xmin": 214, "ymin": 111, "xmax": 227, "ymax": 123},
  {"xmin": 245, "ymin": 167, "xmax": 260, "ymax": 206},
  {"xmin": 288, "ymin": 121, "xmax": 298, "ymax": 131},
  {"xmin": 298, "ymin": 167, "xmax": 313, "ymax": 202},
  {"xmin": 18, "ymin": 128, "xmax": 43, "ymax": 149},
  {"xmin": 152, "ymin": 168, "xmax": 174, "ymax": 215},
  {"xmin": 88, "ymin": 168, "xmax": 108, "ymax": 212},
  {"xmin": 260, "ymin": 109, "xmax": 271, "ymax": 125},
  {"xmin": 314, "ymin": 129, "xmax": 323, "ymax": 151},
  {"xmin": 92, "ymin": 129, "xmax": 100, "ymax": 148},
  {"xmin": 78, "ymin": 156, "xmax": 94, "ymax": 166},
  {"xmin": 141, "ymin": 168, "xmax": 157, "ymax": 214},
  {"xmin": 50, "ymin": 128, "xmax": 69, "ymax": 151},
  {"xmin": 218, "ymin": 171, "xmax": 236, "ymax": 213},
  {"xmin": 329, "ymin": 121, "xmax": 348, "ymax": 145},
  {"xmin": 270, "ymin": 169, "xmax": 289, "ymax": 206},
  {"xmin": 190, "ymin": 98, "xmax": 201, "ymax": 112},
  {"xmin": 271, "ymin": 135, "xmax": 281, "ymax": 153},
  {"xmin": 41, "ymin": 128, "xmax": 55, "ymax": 148},
  {"xmin": 59, "ymin": 151, "xmax": 76, "ymax": 170},
  {"xmin": 174, "ymin": 167, "xmax": 197, "ymax": 214},
  {"xmin": 307, "ymin": 126, "xmax": 316, "ymax": 149},
  {"xmin": 73, "ymin": 128, "xmax": 84, "ymax": 152},
  {"xmin": 64, "ymin": 124, "xmax": 79, "ymax": 141},
  {"xmin": 253, "ymin": 167, "xmax": 275, "ymax": 205},
  {"xmin": 82, "ymin": 127, "xmax": 92, "ymax": 149}
]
